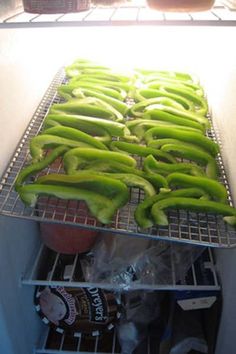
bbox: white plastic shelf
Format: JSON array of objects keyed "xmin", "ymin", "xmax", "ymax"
[{"xmin": 21, "ymin": 244, "xmax": 220, "ymax": 291}]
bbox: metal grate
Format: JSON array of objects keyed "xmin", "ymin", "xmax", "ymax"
[
  {"xmin": 1, "ymin": 3, "xmax": 236, "ymax": 27},
  {"xmin": 0, "ymin": 68, "xmax": 236, "ymax": 248},
  {"xmin": 22, "ymin": 244, "xmax": 220, "ymax": 291},
  {"xmin": 35, "ymin": 326, "xmax": 162, "ymax": 354},
  {"xmin": 36, "ymin": 327, "xmax": 122, "ymax": 354}
]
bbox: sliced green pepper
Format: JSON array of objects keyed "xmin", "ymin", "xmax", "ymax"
[
  {"xmin": 135, "ymin": 69, "xmax": 194, "ymax": 83},
  {"xmin": 58, "ymin": 82, "xmax": 126, "ymax": 101},
  {"xmin": 65, "ymin": 61, "xmax": 110, "ymax": 78},
  {"xmin": 132, "ymin": 102, "xmax": 209, "ymax": 130},
  {"xmin": 99, "ymin": 173, "xmax": 156, "ymax": 198},
  {"xmin": 71, "ymin": 77, "xmax": 132, "ymax": 92},
  {"xmin": 151, "ymin": 197, "xmax": 236, "ymax": 227},
  {"xmin": 80, "ymin": 160, "xmax": 168, "ymax": 192},
  {"xmin": 129, "ymin": 97, "xmax": 186, "ymax": 117},
  {"xmin": 142, "ymin": 109, "xmax": 206, "ymax": 133},
  {"xmin": 143, "ymin": 155, "xmax": 205, "ymax": 177},
  {"xmin": 147, "ymin": 82, "xmax": 208, "ymax": 116},
  {"xmin": 63, "ymin": 148, "xmax": 137, "ymax": 175},
  {"xmin": 134, "ymin": 188, "xmax": 208, "ymax": 229},
  {"xmin": 43, "ymin": 126, "xmax": 108, "ymax": 151},
  {"xmin": 18, "ymin": 184, "xmax": 120, "ymax": 224},
  {"xmin": 148, "ymin": 138, "xmax": 209, "ymax": 152},
  {"xmin": 70, "ymin": 71, "xmax": 132, "ymax": 83},
  {"xmin": 161, "ymin": 143, "xmax": 219, "ymax": 180},
  {"xmin": 72, "ymin": 87, "xmax": 128, "ymax": 115},
  {"xmin": 29, "ymin": 134, "xmax": 95, "ymax": 162},
  {"xmin": 36, "ymin": 172, "xmax": 129, "ymax": 209},
  {"xmin": 144, "ymin": 104, "xmax": 209, "ymax": 128},
  {"xmin": 144, "ymin": 126, "xmax": 219, "ymax": 157},
  {"xmin": 144, "ymin": 77, "xmax": 204, "ymax": 97},
  {"xmin": 43, "ymin": 113, "xmax": 134, "ymax": 142},
  {"xmin": 43, "ymin": 115, "xmax": 111, "ymax": 145},
  {"xmin": 15, "ymin": 145, "xmax": 69, "ymax": 191},
  {"xmin": 110, "ymin": 141, "xmax": 177, "ymax": 163},
  {"xmin": 50, "ymin": 97, "xmax": 124, "ymax": 122},
  {"xmin": 126, "ymin": 119, "xmax": 204, "ymax": 140},
  {"xmin": 134, "ymin": 88, "xmax": 194, "ymax": 111},
  {"xmin": 167, "ymin": 172, "xmax": 228, "ymax": 203},
  {"xmin": 38, "ymin": 172, "xmax": 155, "ymax": 198}
]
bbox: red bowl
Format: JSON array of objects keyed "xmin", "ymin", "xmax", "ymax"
[{"xmin": 40, "ymin": 223, "xmax": 100, "ymax": 254}]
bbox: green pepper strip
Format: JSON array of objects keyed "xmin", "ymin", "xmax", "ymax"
[
  {"xmin": 135, "ymin": 188, "xmax": 208, "ymax": 229},
  {"xmin": 81, "ymin": 161, "xmax": 168, "ymax": 192},
  {"xmin": 148, "ymin": 138, "xmax": 210, "ymax": 154},
  {"xmin": 50, "ymin": 97, "xmax": 124, "ymax": 122},
  {"xmin": 145, "ymin": 104, "xmax": 210, "ymax": 128},
  {"xmin": 65, "ymin": 64, "xmax": 110, "ymax": 78},
  {"xmin": 44, "ymin": 113, "xmax": 133, "ymax": 141},
  {"xmin": 130, "ymin": 97, "xmax": 186, "ymax": 117},
  {"xmin": 143, "ymin": 155, "xmax": 205, "ymax": 177},
  {"xmin": 50, "ymin": 100, "xmax": 115, "ymax": 120},
  {"xmin": 126, "ymin": 120, "xmax": 203, "ymax": 141},
  {"xmin": 145, "ymin": 77, "xmax": 204, "ymax": 97},
  {"xmin": 38, "ymin": 171, "xmax": 155, "ymax": 199},
  {"xmin": 58, "ymin": 82, "xmax": 126, "ymax": 101},
  {"xmin": 71, "ymin": 77, "xmax": 132, "ymax": 92},
  {"xmin": 147, "ymin": 82, "xmax": 208, "ymax": 116},
  {"xmin": 29, "ymin": 135, "xmax": 96, "ymax": 162},
  {"xmin": 63, "ymin": 148, "xmax": 137, "ymax": 175},
  {"xmin": 167, "ymin": 172, "xmax": 228, "ymax": 203},
  {"xmin": 72, "ymin": 88, "xmax": 128, "ymax": 115},
  {"xmin": 142, "ymin": 109, "xmax": 205, "ymax": 133},
  {"xmin": 18, "ymin": 184, "xmax": 122, "ymax": 224},
  {"xmin": 99, "ymin": 173, "xmax": 156, "ymax": 198},
  {"xmin": 36, "ymin": 172, "xmax": 129, "ymax": 210},
  {"xmin": 44, "ymin": 116, "xmax": 111, "ymax": 145},
  {"xmin": 14, "ymin": 145, "xmax": 69, "ymax": 192},
  {"xmin": 134, "ymin": 88, "xmax": 194, "ymax": 112},
  {"xmin": 161, "ymin": 143, "xmax": 219, "ymax": 180},
  {"xmin": 110, "ymin": 141, "xmax": 177, "ymax": 164},
  {"xmin": 135, "ymin": 69, "xmax": 193, "ymax": 82},
  {"xmin": 66, "ymin": 68, "xmax": 111, "ymax": 79},
  {"xmin": 42, "ymin": 126, "xmax": 108, "ymax": 151},
  {"xmin": 144, "ymin": 126, "xmax": 219, "ymax": 157},
  {"xmin": 151, "ymin": 197, "xmax": 236, "ymax": 227},
  {"xmin": 69, "ymin": 71, "xmax": 132, "ymax": 83}
]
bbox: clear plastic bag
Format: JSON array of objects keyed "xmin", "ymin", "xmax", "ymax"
[
  {"xmin": 81, "ymin": 233, "xmax": 205, "ymax": 288},
  {"xmin": 117, "ymin": 291, "xmax": 167, "ymax": 354}
]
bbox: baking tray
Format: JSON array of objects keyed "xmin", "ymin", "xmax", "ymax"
[{"xmin": 0, "ymin": 68, "xmax": 236, "ymax": 248}]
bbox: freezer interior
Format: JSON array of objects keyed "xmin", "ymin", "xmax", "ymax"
[{"xmin": 0, "ymin": 20, "xmax": 236, "ymax": 354}]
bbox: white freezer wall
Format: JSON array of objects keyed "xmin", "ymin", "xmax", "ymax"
[{"xmin": 0, "ymin": 26, "xmax": 236, "ymax": 354}]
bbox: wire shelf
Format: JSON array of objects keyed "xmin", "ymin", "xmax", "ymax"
[
  {"xmin": 0, "ymin": 68, "xmax": 236, "ymax": 248},
  {"xmin": 1, "ymin": 3, "xmax": 236, "ymax": 27},
  {"xmin": 22, "ymin": 244, "xmax": 220, "ymax": 291},
  {"xmin": 36, "ymin": 327, "xmax": 121, "ymax": 354}
]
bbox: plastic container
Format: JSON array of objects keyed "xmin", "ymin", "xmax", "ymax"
[
  {"xmin": 22, "ymin": 0, "xmax": 91, "ymax": 14},
  {"xmin": 34, "ymin": 285, "xmax": 121, "ymax": 336},
  {"xmin": 146, "ymin": 0, "xmax": 215, "ymax": 12}
]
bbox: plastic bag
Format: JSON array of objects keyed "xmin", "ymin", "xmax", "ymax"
[
  {"xmin": 117, "ymin": 291, "xmax": 167, "ymax": 354},
  {"xmin": 81, "ymin": 233, "xmax": 205, "ymax": 288}
]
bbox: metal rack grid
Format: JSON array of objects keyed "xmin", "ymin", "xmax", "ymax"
[
  {"xmin": 22, "ymin": 244, "xmax": 220, "ymax": 291},
  {"xmin": 1, "ymin": 3, "xmax": 236, "ymax": 27},
  {"xmin": 0, "ymin": 69, "xmax": 236, "ymax": 248},
  {"xmin": 36, "ymin": 327, "xmax": 122, "ymax": 354}
]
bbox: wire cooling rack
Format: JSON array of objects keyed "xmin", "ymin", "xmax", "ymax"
[
  {"xmin": 0, "ymin": 68, "xmax": 236, "ymax": 248},
  {"xmin": 1, "ymin": 3, "xmax": 236, "ymax": 28}
]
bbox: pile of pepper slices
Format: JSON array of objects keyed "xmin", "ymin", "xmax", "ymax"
[{"xmin": 15, "ymin": 59, "xmax": 236, "ymax": 228}]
